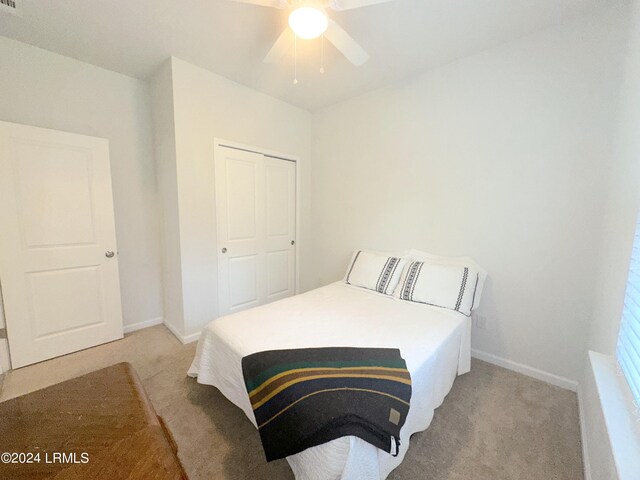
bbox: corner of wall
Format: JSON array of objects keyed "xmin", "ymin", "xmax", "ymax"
[{"xmin": 150, "ymin": 58, "xmax": 186, "ymax": 338}]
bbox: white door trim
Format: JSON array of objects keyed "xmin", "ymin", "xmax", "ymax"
[{"xmin": 213, "ymin": 138, "xmax": 301, "ymax": 296}]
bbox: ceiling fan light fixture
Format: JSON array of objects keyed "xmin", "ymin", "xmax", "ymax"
[{"xmin": 288, "ymin": 6, "xmax": 328, "ymax": 40}]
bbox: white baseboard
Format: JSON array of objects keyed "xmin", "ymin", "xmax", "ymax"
[
  {"xmin": 471, "ymin": 348, "xmax": 578, "ymax": 392},
  {"xmin": 123, "ymin": 317, "xmax": 164, "ymax": 334},
  {"xmin": 181, "ymin": 331, "xmax": 202, "ymax": 344},
  {"xmin": 162, "ymin": 320, "xmax": 183, "ymax": 342},
  {"xmin": 577, "ymin": 384, "xmax": 592, "ymax": 480},
  {"xmin": 162, "ymin": 320, "xmax": 201, "ymax": 344}
]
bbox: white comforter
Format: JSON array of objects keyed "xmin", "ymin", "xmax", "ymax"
[{"xmin": 188, "ymin": 282, "xmax": 471, "ymax": 480}]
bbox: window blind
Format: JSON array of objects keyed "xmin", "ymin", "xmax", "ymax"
[{"xmin": 617, "ymin": 218, "xmax": 640, "ymax": 405}]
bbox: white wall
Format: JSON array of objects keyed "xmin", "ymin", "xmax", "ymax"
[
  {"xmin": 310, "ymin": 6, "xmax": 629, "ymax": 383},
  {"xmin": 152, "ymin": 57, "xmax": 312, "ymax": 339},
  {"xmin": 0, "ymin": 37, "xmax": 164, "ymax": 331}
]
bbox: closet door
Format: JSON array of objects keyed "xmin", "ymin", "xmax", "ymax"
[
  {"xmin": 265, "ymin": 157, "xmax": 296, "ymax": 303},
  {"xmin": 216, "ymin": 147, "xmax": 266, "ymax": 316},
  {"xmin": 215, "ymin": 145, "xmax": 296, "ymax": 317}
]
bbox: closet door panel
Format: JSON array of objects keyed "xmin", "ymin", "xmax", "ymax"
[
  {"xmin": 264, "ymin": 157, "xmax": 296, "ymax": 302},
  {"xmin": 215, "ymin": 147, "xmax": 265, "ymax": 315},
  {"xmin": 228, "ymin": 254, "xmax": 259, "ymax": 308},
  {"xmin": 267, "ymin": 250, "xmax": 290, "ymax": 297},
  {"xmin": 226, "ymin": 159, "xmax": 257, "ymax": 241}
]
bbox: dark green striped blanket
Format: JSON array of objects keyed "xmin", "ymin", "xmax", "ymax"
[{"xmin": 241, "ymin": 347, "xmax": 412, "ymax": 462}]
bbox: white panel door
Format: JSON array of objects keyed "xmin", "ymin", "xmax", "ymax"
[
  {"xmin": 264, "ymin": 157, "xmax": 296, "ymax": 302},
  {"xmin": 216, "ymin": 147, "xmax": 265, "ymax": 315},
  {"xmin": 215, "ymin": 145, "xmax": 296, "ymax": 317},
  {"xmin": 0, "ymin": 121, "xmax": 123, "ymax": 368}
]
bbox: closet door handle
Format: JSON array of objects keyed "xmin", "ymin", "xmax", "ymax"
[
  {"xmin": 221, "ymin": 248, "xmax": 227, "ymax": 253},
  {"xmin": 291, "ymin": 240, "xmax": 295, "ymax": 246}
]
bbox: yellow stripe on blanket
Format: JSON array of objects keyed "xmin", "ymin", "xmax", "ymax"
[
  {"xmin": 250, "ymin": 372, "xmax": 412, "ymax": 409},
  {"xmin": 249, "ymin": 366, "xmax": 410, "ymax": 397}
]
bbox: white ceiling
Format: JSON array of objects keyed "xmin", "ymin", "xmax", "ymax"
[{"xmin": 0, "ymin": 0, "xmax": 618, "ymax": 111}]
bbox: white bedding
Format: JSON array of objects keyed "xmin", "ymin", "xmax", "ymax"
[{"xmin": 188, "ymin": 282, "xmax": 471, "ymax": 480}]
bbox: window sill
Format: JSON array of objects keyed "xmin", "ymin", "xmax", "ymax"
[{"xmin": 589, "ymin": 351, "xmax": 640, "ymax": 480}]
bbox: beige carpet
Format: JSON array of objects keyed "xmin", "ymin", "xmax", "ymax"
[{"xmin": 0, "ymin": 325, "xmax": 583, "ymax": 479}]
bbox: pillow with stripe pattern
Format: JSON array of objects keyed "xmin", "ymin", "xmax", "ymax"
[
  {"xmin": 408, "ymin": 249, "xmax": 487, "ymax": 311},
  {"xmin": 344, "ymin": 250, "xmax": 407, "ymax": 295},
  {"xmin": 394, "ymin": 261, "xmax": 479, "ymax": 316}
]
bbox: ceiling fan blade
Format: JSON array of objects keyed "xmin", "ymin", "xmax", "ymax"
[
  {"xmin": 329, "ymin": 0, "xmax": 393, "ymax": 11},
  {"xmin": 264, "ymin": 27, "xmax": 294, "ymax": 63},
  {"xmin": 324, "ymin": 20, "xmax": 369, "ymax": 66},
  {"xmin": 230, "ymin": 0, "xmax": 288, "ymax": 8}
]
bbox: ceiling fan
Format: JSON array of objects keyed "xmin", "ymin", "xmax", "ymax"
[{"xmin": 231, "ymin": 0, "xmax": 393, "ymax": 66}]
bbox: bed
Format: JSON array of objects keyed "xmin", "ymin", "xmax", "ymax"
[{"xmin": 188, "ymin": 280, "xmax": 471, "ymax": 480}]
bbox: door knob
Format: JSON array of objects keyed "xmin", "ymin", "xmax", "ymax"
[
  {"xmin": 291, "ymin": 240, "xmax": 295, "ymax": 245},
  {"xmin": 105, "ymin": 251, "xmax": 115, "ymax": 258},
  {"xmin": 221, "ymin": 247, "xmax": 227, "ymax": 253}
]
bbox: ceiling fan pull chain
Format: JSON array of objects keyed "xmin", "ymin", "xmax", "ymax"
[
  {"xmin": 293, "ymin": 34, "xmax": 299, "ymax": 85},
  {"xmin": 320, "ymin": 34, "xmax": 325, "ymax": 74}
]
